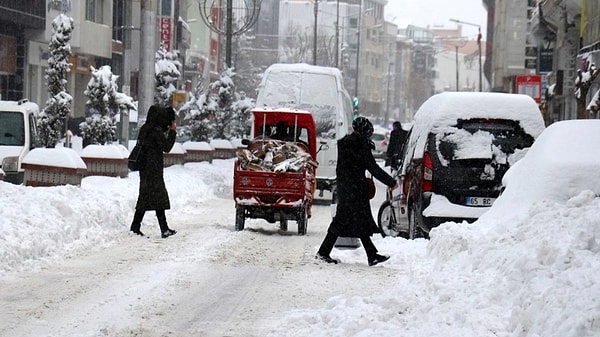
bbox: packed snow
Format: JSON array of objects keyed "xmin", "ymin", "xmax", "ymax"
[{"xmin": 1, "ymin": 120, "xmax": 599, "ymax": 336}]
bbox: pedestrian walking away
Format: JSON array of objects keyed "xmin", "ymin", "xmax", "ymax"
[
  {"xmin": 386, "ymin": 121, "xmax": 409, "ymax": 170},
  {"xmin": 130, "ymin": 105, "xmax": 178, "ymax": 238},
  {"xmin": 316, "ymin": 116, "xmax": 397, "ymax": 266}
]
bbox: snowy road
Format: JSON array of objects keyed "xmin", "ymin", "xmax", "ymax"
[{"xmin": 0, "ymin": 173, "xmax": 400, "ymax": 337}]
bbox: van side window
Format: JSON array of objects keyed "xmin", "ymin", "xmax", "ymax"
[
  {"xmin": 29, "ymin": 114, "xmax": 38, "ymax": 148},
  {"xmin": 0, "ymin": 111, "xmax": 25, "ymax": 146}
]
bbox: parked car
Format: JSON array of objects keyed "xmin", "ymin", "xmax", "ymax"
[
  {"xmin": 0, "ymin": 99, "xmax": 39, "ymax": 184},
  {"xmin": 371, "ymin": 127, "xmax": 388, "ymax": 159},
  {"xmin": 398, "ymin": 92, "xmax": 546, "ymax": 239}
]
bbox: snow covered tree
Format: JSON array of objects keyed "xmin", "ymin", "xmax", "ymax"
[
  {"xmin": 179, "ymin": 80, "xmax": 217, "ymax": 141},
  {"xmin": 79, "ymin": 65, "xmax": 120, "ymax": 145},
  {"xmin": 574, "ymin": 57, "xmax": 600, "ymax": 119},
  {"xmin": 229, "ymin": 90, "xmax": 254, "ymax": 138},
  {"xmin": 37, "ymin": 14, "xmax": 74, "ymax": 148},
  {"xmin": 181, "ymin": 69, "xmax": 254, "ymax": 140},
  {"xmin": 210, "ymin": 68, "xmax": 246, "ymax": 139},
  {"xmin": 155, "ymin": 42, "xmax": 181, "ymax": 107}
]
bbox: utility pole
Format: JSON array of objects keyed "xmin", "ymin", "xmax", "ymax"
[
  {"xmin": 313, "ymin": 0, "xmax": 318, "ymax": 65},
  {"xmin": 354, "ymin": 0, "xmax": 362, "ymax": 99},
  {"xmin": 335, "ymin": 0, "xmax": 339, "ymax": 68},
  {"xmin": 226, "ymin": 0, "xmax": 233, "ymax": 68},
  {"xmin": 450, "ymin": 18, "xmax": 483, "ymax": 92},
  {"xmin": 139, "ymin": 0, "xmax": 156, "ymax": 124}
]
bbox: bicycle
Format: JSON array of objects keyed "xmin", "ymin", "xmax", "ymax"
[{"xmin": 377, "ymin": 157, "xmax": 409, "ymax": 238}]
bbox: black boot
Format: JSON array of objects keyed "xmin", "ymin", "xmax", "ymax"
[
  {"xmin": 157, "ymin": 210, "xmax": 176, "ymax": 238},
  {"xmin": 130, "ymin": 209, "xmax": 145, "ymax": 236},
  {"xmin": 368, "ymin": 254, "xmax": 390, "ymax": 266}
]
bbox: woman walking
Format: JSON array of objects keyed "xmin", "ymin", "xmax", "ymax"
[
  {"xmin": 130, "ymin": 105, "xmax": 178, "ymax": 238},
  {"xmin": 316, "ymin": 117, "xmax": 397, "ymax": 266}
]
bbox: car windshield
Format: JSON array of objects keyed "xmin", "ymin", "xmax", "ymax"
[
  {"xmin": 434, "ymin": 119, "xmax": 535, "ymax": 165},
  {"xmin": 0, "ymin": 111, "xmax": 25, "ymax": 146},
  {"xmin": 258, "ymin": 72, "xmax": 338, "ymax": 138}
]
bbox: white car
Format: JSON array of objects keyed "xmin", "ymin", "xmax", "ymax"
[{"xmin": 371, "ymin": 127, "xmax": 389, "ymax": 159}]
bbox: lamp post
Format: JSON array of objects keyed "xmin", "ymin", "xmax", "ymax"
[
  {"xmin": 450, "ymin": 18, "xmax": 482, "ymax": 92},
  {"xmin": 313, "ymin": 0, "xmax": 318, "ymax": 65},
  {"xmin": 354, "ymin": 0, "xmax": 362, "ymax": 99},
  {"xmin": 335, "ymin": 0, "xmax": 339, "ymax": 68}
]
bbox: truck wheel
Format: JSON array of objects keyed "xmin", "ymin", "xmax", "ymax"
[
  {"xmin": 297, "ymin": 205, "xmax": 308, "ymax": 235},
  {"xmin": 280, "ymin": 219, "xmax": 288, "ymax": 232},
  {"xmin": 235, "ymin": 206, "xmax": 245, "ymax": 231}
]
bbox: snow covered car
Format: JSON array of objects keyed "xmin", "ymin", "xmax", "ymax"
[
  {"xmin": 396, "ymin": 92, "xmax": 546, "ymax": 239},
  {"xmin": 254, "ymin": 63, "xmax": 354, "ymax": 195}
]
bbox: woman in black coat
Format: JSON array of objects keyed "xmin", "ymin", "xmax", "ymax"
[
  {"xmin": 130, "ymin": 105, "xmax": 177, "ymax": 238},
  {"xmin": 316, "ymin": 117, "xmax": 397, "ymax": 266}
]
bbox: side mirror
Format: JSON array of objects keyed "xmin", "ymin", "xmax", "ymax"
[{"xmin": 317, "ymin": 142, "xmax": 329, "ymax": 153}]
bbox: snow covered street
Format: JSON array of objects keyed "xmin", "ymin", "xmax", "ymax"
[
  {"xmin": 1, "ymin": 158, "xmax": 599, "ymax": 337},
  {"xmin": 0, "ymin": 159, "xmax": 409, "ymax": 336}
]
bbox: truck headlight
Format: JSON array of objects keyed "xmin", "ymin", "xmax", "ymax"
[{"xmin": 2, "ymin": 156, "xmax": 19, "ymax": 172}]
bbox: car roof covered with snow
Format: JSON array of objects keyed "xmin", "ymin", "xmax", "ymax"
[{"xmin": 406, "ymin": 92, "xmax": 546, "ymax": 160}]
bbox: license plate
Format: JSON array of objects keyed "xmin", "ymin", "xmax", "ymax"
[{"xmin": 465, "ymin": 196, "xmax": 496, "ymax": 206}]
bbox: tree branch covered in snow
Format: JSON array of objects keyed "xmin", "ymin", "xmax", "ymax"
[
  {"xmin": 37, "ymin": 14, "xmax": 74, "ymax": 148},
  {"xmin": 80, "ymin": 65, "xmax": 135, "ymax": 145},
  {"xmin": 180, "ymin": 68, "xmax": 254, "ymax": 140},
  {"xmin": 574, "ymin": 57, "xmax": 600, "ymax": 119},
  {"xmin": 155, "ymin": 42, "xmax": 181, "ymax": 107}
]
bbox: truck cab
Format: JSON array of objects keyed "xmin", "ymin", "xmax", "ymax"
[{"xmin": 0, "ymin": 99, "xmax": 40, "ymax": 184}]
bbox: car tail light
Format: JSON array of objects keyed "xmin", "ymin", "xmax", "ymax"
[{"xmin": 422, "ymin": 151, "xmax": 433, "ymax": 191}]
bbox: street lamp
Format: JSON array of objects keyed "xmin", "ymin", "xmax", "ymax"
[
  {"xmin": 450, "ymin": 18, "xmax": 483, "ymax": 92},
  {"xmin": 313, "ymin": 0, "xmax": 319, "ymax": 65}
]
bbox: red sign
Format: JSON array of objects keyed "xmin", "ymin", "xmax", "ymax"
[
  {"xmin": 160, "ymin": 17, "xmax": 172, "ymax": 51},
  {"xmin": 0, "ymin": 34, "xmax": 17, "ymax": 75},
  {"xmin": 515, "ymin": 74, "xmax": 542, "ymax": 103}
]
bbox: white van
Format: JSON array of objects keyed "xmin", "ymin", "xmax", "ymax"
[
  {"xmin": 0, "ymin": 99, "xmax": 40, "ymax": 184},
  {"xmin": 254, "ymin": 63, "xmax": 354, "ymax": 195}
]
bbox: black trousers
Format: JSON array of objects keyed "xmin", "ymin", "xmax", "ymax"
[
  {"xmin": 317, "ymin": 231, "xmax": 378, "ymax": 259},
  {"xmin": 130, "ymin": 209, "xmax": 169, "ymax": 233}
]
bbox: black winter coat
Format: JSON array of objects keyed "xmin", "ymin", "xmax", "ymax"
[
  {"xmin": 329, "ymin": 132, "xmax": 396, "ymax": 237},
  {"xmin": 386, "ymin": 127, "xmax": 409, "ymax": 159},
  {"xmin": 135, "ymin": 106, "xmax": 176, "ymax": 211}
]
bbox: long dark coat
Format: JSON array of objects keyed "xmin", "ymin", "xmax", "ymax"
[
  {"xmin": 386, "ymin": 127, "xmax": 409, "ymax": 159},
  {"xmin": 329, "ymin": 132, "xmax": 396, "ymax": 237},
  {"xmin": 135, "ymin": 106, "xmax": 176, "ymax": 211}
]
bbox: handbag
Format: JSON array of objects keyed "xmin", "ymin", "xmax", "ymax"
[
  {"xmin": 366, "ymin": 175, "xmax": 376, "ymax": 199},
  {"xmin": 128, "ymin": 143, "xmax": 144, "ymax": 171}
]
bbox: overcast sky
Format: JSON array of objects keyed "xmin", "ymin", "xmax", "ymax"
[{"xmin": 385, "ymin": 0, "xmax": 488, "ymax": 40}]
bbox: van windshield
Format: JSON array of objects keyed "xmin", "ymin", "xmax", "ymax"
[
  {"xmin": 0, "ymin": 111, "xmax": 25, "ymax": 146},
  {"xmin": 257, "ymin": 71, "xmax": 338, "ymax": 137}
]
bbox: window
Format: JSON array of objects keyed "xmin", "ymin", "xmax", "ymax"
[
  {"xmin": 0, "ymin": 111, "xmax": 25, "ymax": 146},
  {"xmin": 86, "ymin": 0, "xmax": 104, "ymax": 23}
]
